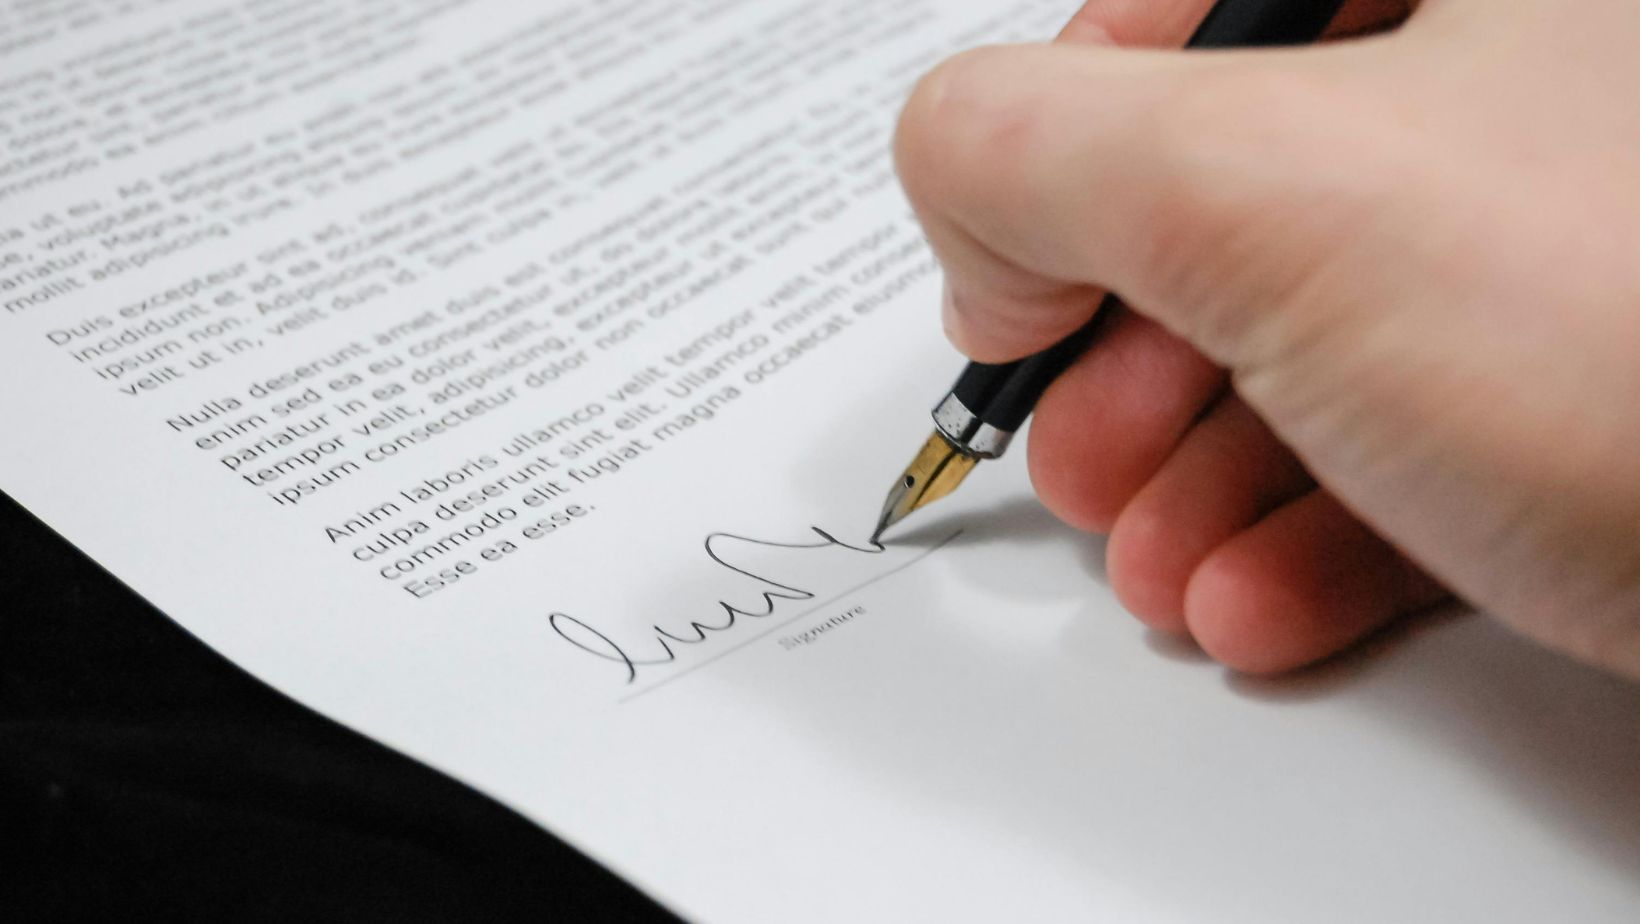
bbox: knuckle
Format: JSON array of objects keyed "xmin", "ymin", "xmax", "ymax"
[
  {"xmin": 895, "ymin": 46, "xmax": 1043, "ymax": 214},
  {"xmin": 895, "ymin": 51, "xmax": 978, "ymax": 206}
]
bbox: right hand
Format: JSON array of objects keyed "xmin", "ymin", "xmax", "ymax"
[{"xmin": 895, "ymin": 0, "xmax": 1640, "ymax": 678}]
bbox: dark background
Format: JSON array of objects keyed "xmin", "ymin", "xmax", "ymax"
[{"xmin": 0, "ymin": 490, "xmax": 678, "ymax": 922}]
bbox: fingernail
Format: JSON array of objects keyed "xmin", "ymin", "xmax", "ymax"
[{"xmin": 1056, "ymin": 17, "xmax": 1116, "ymax": 46}]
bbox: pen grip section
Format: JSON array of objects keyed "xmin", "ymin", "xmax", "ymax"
[
  {"xmin": 1188, "ymin": 0, "xmax": 1347, "ymax": 47},
  {"xmin": 949, "ymin": 293, "xmax": 1120, "ymax": 434}
]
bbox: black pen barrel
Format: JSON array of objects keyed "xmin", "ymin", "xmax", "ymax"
[
  {"xmin": 948, "ymin": 294, "xmax": 1118, "ymax": 434},
  {"xmin": 1189, "ymin": 0, "xmax": 1348, "ymax": 47}
]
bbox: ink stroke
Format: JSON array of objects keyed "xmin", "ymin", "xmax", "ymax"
[{"xmin": 548, "ymin": 527, "xmax": 958, "ymax": 686}]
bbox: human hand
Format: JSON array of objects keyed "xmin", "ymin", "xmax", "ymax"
[{"xmin": 895, "ymin": 0, "xmax": 1640, "ymax": 678}]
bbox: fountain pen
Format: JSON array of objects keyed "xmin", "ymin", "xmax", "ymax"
[{"xmin": 872, "ymin": 0, "xmax": 1350, "ymax": 543}]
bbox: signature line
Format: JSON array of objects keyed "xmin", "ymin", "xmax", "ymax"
[{"xmin": 620, "ymin": 529, "xmax": 964, "ymax": 704}]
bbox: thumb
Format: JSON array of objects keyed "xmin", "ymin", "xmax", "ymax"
[{"xmin": 894, "ymin": 41, "xmax": 1406, "ymax": 371}]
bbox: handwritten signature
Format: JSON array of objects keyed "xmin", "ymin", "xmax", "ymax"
[{"xmin": 547, "ymin": 528, "xmax": 886, "ymax": 684}]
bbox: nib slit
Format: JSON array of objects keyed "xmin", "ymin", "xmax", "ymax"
[{"xmin": 867, "ymin": 431, "xmax": 978, "ymax": 544}]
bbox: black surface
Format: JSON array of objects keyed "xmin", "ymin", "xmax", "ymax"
[{"xmin": 0, "ymin": 489, "xmax": 679, "ymax": 923}]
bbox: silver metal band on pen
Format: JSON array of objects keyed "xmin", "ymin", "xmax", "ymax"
[{"xmin": 931, "ymin": 393, "xmax": 1013, "ymax": 459}]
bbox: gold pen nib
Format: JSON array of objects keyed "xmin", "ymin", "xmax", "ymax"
[{"xmin": 871, "ymin": 431, "xmax": 978, "ymax": 544}]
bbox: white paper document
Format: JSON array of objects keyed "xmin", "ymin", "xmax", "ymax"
[{"xmin": 3, "ymin": 1, "xmax": 1638, "ymax": 920}]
